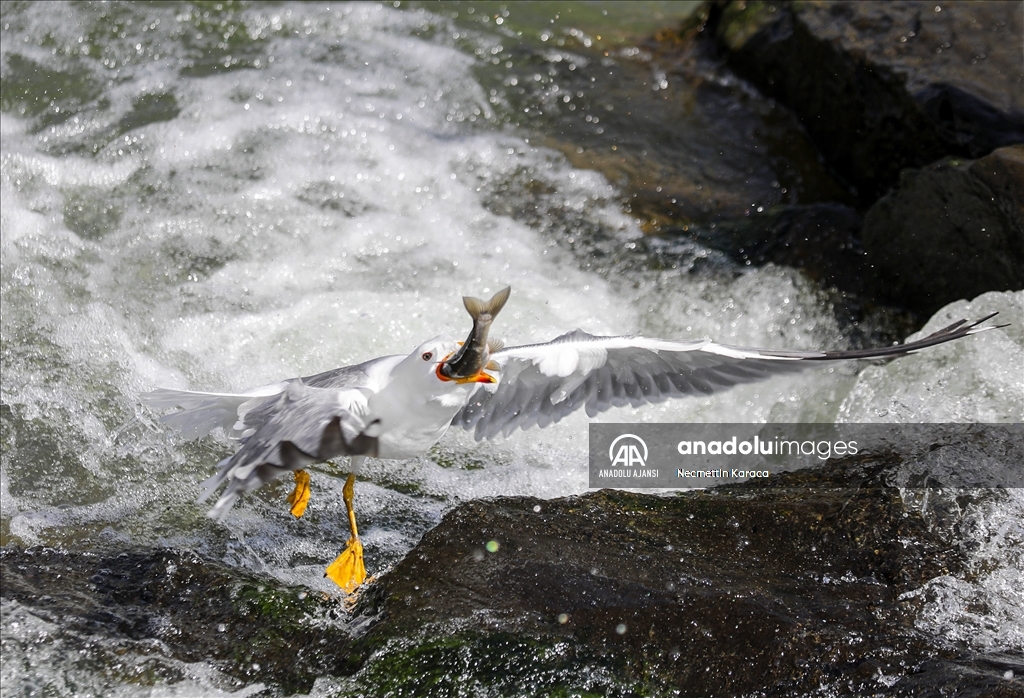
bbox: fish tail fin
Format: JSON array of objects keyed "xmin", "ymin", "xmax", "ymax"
[{"xmin": 463, "ymin": 286, "xmax": 511, "ymax": 321}]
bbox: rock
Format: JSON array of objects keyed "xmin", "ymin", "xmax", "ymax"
[
  {"xmin": 862, "ymin": 145, "xmax": 1024, "ymax": 314},
  {"xmin": 695, "ymin": 0, "xmax": 1024, "ymax": 202},
  {"xmin": 7, "ymin": 435, "xmax": 1022, "ymax": 696},
  {"xmin": 485, "ymin": 25, "xmax": 852, "ymax": 235},
  {"xmin": 682, "ymin": 201, "xmax": 867, "ymax": 294},
  {"xmin": 348, "ymin": 441, "xmax": 1023, "ymax": 696},
  {"xmin": 0, "ymin": 547, "xmax": 359, "ymax": 694},
  {"xmin": 486, "ymin": 29, "xmax": 891, "ymax": 326}
]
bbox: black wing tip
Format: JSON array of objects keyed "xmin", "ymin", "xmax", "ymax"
[
  {"xmin": 816, "ymin": 312, "xmax": 1005, "ymax": 361},
  {"xmin": 965, "ymin": 312, "xmax": 1007, "ymax": 332}
]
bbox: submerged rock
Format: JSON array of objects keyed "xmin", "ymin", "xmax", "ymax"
[
  {"xmin": 696, "ymin": 0, "xmax": 1024, "ymax": 202},
  {"xmin": 684, "ymin": 201, "xmax": 867, "ymax": 294},
  {"xmin": 863, "ymin": 145, "xmax": 1024, "ymax": 315},
  {"xmin": 0, "ymin": 546, "xmax": 357, "ymax": 694}
]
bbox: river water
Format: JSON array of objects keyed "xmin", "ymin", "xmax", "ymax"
[{"xmin": 2, "ymin": 2, "xmax": 1022, "ymax": 695}]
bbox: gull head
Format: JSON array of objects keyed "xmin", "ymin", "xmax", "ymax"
[{"xmin": 391, "ymin": 336, "xmax": 465, "ymax": 392}]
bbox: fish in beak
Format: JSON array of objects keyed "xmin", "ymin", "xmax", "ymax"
[{"xmin": 437, "ymin": 286, "xmax": 510, "ymax": 384}]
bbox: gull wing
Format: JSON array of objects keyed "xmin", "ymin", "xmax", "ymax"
[
  {"xmin": 453, "ymin": 315, "xmax": 1002, "ymax": 440},
  {"xmin": 142, "ymin": 355, "xmax": 402, "ymax": 518},
  {"xmin": 141, "ymin": 384, "xmax": 288, "ymax": 439},
  {"xmin": 199, "ymin": 380, "xmax": 378, "ymax": 520},
  {"xmin": 140, "ymin": 356, "xmax": 398, "ymax": 439}
]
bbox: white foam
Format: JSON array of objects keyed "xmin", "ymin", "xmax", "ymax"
[
  {"xmin": 899, "ymin": 488, "xmax": 1024, "ymax": 652},
  {"xmin": 0, "ymin": 599, "xmax": 265, "ymax": 698},
  {"xmin": 840, "ymin": 291, "xmax": 1024, "ymax": 423}
]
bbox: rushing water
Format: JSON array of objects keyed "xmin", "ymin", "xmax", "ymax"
[{"xmin": 2, "ymin": 2, "xmax": 1022, "ymax": 695}]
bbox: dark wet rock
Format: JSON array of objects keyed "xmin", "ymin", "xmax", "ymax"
[
  {"xmin": 655, "ymin": 203, "xmax": 923, "ymax": 346},
  {"xmin": 488, "ymin": 29, "xmax": 853, "ymax": 233},
  {"xmin": 63, "ymin": 190, "xmax": 124, "ymax": 240},
  {"xmin": 688, "ymin": 0, "xmax": 1024, "ymax": 202},
  {"xmin": 349, "ymin": 451, "xmax": 1023, "ymax": 697},
  {"xmin": 118, "ymin": 92, "xmax": 181, "ymax": 134},
  {"xmin": 681, "ymin": 201, "xmax": 867, "ymax": 293},
  {"xmin": 863, "ymin": 144, "xmax": 1024, "ymax": 314},
  {"xmin": 484, "ymin": 32, "xmax": 888, "ymax": 327},
  {"xmin": 7, "ymin": 444, "xmax": 1022, "ymax": 696},
  {"xmin": 0, "ymin": 546, "xmax": 357, "ymax": 694},
  {"xmin": 0, "ymin": 53, "xmax": 106, "ymax": 130}
]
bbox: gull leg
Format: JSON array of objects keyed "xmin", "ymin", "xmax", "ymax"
[
  {"xmin": 325, "ymin": 472, "xmax": 366, "ymax": 592},
  {"xmin": 286, "ymin": 469, "xmax": 311, "ymax": 518}
]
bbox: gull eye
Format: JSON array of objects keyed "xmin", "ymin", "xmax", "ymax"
[{"xmin": 422, "ymin": 352, "xmax": 433, "ymax": 361}]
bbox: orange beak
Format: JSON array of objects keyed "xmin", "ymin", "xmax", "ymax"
[
  {"xmin": 457, "ymin": 371, "xmax": 497, "ymax": 384},
  {"xmin": 436, "ymin": 361, "xmax": 496, "ymax": 384}
]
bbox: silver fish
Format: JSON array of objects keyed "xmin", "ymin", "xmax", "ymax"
[{"xmin": 438, "ymin": 286, "xmax": 511, "ymax": 384}]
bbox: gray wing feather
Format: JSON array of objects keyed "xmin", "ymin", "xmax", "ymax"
[
  {"xmin": 300, "ymin": 357, "xmax": 388, "ymax": 389},
  {"xmin": 142, "ymin": 356, "xmax": 400, "ymax": 520},
  {"xmin": 455, "ymin": 316, "xmax": 1001, "ymax": 440},
  {"xmin": 455, "ymin": 335, "xmax": 806, "ymax": 440},
  {"xmin": 141, "ymin": 388, "xmax": 276, "ymax": 439},
  {"xmin": 200, "ymin": 381, "xmax": 378, "ymax": 520},
  {"xmin": 141, "ymin": 356, "xmax": 394, "ymax": 440}
]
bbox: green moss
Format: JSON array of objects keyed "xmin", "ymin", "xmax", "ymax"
[
  {"xmin": 235, "ymin": 584, "xmax": 311, "ymax": 621},
  {"xmin": 341, "ymin": 630, "xmax": 647, "ymax": 697},
  {"xmin": 430, "ymin": 446, "xmax": 488, "ymax": 471},
  {"xmin": 717, "ymin": 1, "xmax": 781, "ymax": 51}
]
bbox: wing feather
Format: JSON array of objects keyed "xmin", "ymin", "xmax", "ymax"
[
  {"xmin": 199, "ymin": 381, "xmax": 378, "ymax": 520},
  {"xmin": 141, "ymin": 356, "xmax": 400, "ymax": 519},
  {"xmin": 141, "ymin": 385, "xmax": 288, "ymax": 439},
  {"xmin": 454, "ymin": 315, "xmax": 1002, "ymax": 440}
]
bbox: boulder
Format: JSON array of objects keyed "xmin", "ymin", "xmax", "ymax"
[
  {"xmin": 0, "ymin": 546, "xmax": 358, "ymax": 694},
  {"xmin": 696, "ymin": 0, "xmax": 1024, "ymax": 202},
  {"xmin": 682, "ymin": 201, "xmax": 867, "ymax": 294},
  {"xmin": 862, "ymin": 145, "xmax": 1024, "ymax": 314},
  {"xmin": 349, "ymin": 441, "xmax": 1022, "ymax": 696}
]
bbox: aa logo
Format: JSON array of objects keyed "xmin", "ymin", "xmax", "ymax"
[{"xmin": 608, "ymin": 434, "xmax": 648, "ymax": 468}]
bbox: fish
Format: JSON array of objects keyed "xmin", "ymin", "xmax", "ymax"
[{"xmin": 437, "ymin": 286, "xmax": 511, "ymax": 384}]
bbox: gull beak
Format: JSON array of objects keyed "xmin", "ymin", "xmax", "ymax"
[
  {"xmin": 436, "ymin": 352, "xmax": 498, "ymax": 384},
  {"xmin": 453, "ymin": 370, "xmax": 496, "ymax": 384}
]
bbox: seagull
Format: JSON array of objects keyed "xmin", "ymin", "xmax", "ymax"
[{"xmin": 143, "ymin": 287, "xmax": 1002, "ymax": 591}]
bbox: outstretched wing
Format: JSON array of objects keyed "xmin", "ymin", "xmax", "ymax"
[
  {"xmin": 142, "ymin": 384, "xmax": 288, "ymax": 439},
  {"xmin": 141, "ymin": 357, "xmax": 400, "ymax": 519},
  {"xmin": 454, "ymin": 314, "xmax": 1002, "ymax": 440},
  {"xmin": 140, "ymin": 356, "xmax": 397, "ymax": 439},
  {"xmin": 199, "ymin": 380, "xmax": 378, "ymax": 520}
]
